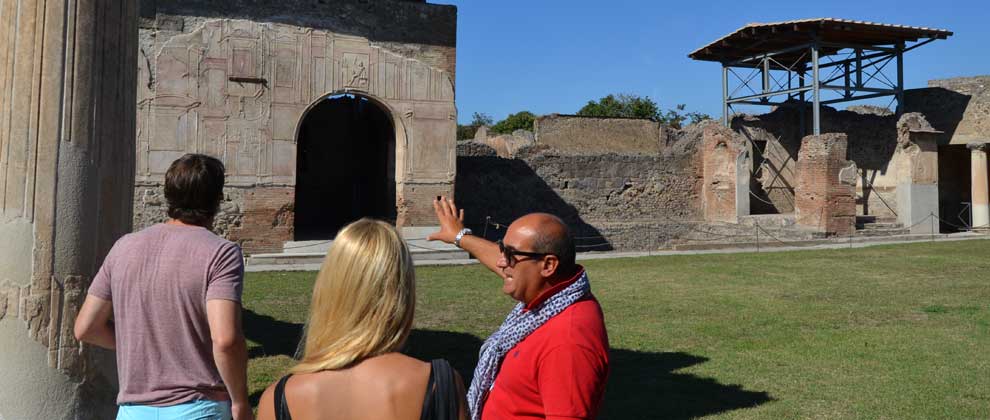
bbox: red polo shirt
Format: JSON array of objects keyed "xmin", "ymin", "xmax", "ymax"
[{"xmin": 481, "ymin": 268, "xmax": 610, "ymax": 420}]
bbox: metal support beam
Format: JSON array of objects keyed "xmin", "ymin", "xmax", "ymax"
[
  {"xmin": 762, "ymin": 57, "xmax": 770, "ymax": 96},
  {"xmin": 812, "ymin": 41, "xmax": 821, "ymax": 136},
  {"xmin": 896, "ymin": 42, "xmax": 905, "ymax": 114},
  {"xmin": 821, "ymin": 85, "xmax": 897, "ymax": 94},
  {"xmin": 722, "ymin": 65, "xmax": 729, "ymax": 126},
  {"xmin": 855, "ymin": 49, "xmax": 863, "ymax": 88},
  {"xmin": 726, "ymin": 86, "xmax": 813, "ymax": 104}
]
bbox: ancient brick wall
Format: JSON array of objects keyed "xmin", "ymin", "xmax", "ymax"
[
  {"xmin": 533, "ymin": 114, "xmax": 667, "ymax": 155},
  {"xmin": 133, "ymin": 0, "xmax": 458, "ymax": 252},
  {"xmin": 455, "ymin": 124, "xmax": 705, "ymax": 251},
  {"xmin": 734, "ymin": 106, "xmax": 900, "ymax": 218},
  {"xmin": 794, "ymin": 133, "xmax": 857, "ymax": 236}
]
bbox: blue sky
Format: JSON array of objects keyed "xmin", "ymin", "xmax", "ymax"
[{"xmin": 435, "ymin": 0, "xmax": 988, "ymax": 124}]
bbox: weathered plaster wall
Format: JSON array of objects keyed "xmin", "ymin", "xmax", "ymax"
[
  {"xmin": 0, "ymin": 0, "xmax": 137, "ymax": 418},
  {"xmin": 702, "ymin": 123, "xmax": 749, "ymax": 222},
  {"xmin": 133, "ymin": 1, "xmax": 458, "ymax": 249},
  {"xmin": 905, "ymin": 76, "xmax": 990, "ymax": 145},
  {"xmin": 455, "ymin": 124, "xmax": 705, "ymax": 251},
  {"xmin": 534, "ymin": 114, "xmax": 667, "ymax": 155}
]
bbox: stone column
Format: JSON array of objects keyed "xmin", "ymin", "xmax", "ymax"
[
  {"xmin": 0, "ymin": 1, "xmax": 137, "ymax": 419},
  {"xmin": 969, "ymin": 142, "xmax": 989, "ymax": 230}
]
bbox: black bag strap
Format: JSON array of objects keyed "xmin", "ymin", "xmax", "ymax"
[
  {"xmin": 420, "ymin": 359, "xmax": 460, "ymax": 420},
  {"xmin": 274, "ymin": 374, "xmax": 294, "ymax": 420}
]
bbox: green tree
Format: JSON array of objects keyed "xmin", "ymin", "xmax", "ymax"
[
  {"xmin": 577, "ymin": 93, "xmax": 711, "ymax": 129},
  {"xmin": 490, "ymin": 111, "xmax": 536, "ymax": 134},
  {"xmin": 577, "ymin": 94, "xmax": 660, "ymax": 120},
  {"xmin": 659, "ymin": 104, "xmax": 712, "ymax": 129},
  {"xmin": 457, "ymin": 112, "xmax": 495, "ymax": 140}
]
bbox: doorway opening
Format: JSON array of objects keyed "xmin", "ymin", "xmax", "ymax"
[{"xmin": 294, "ymin": 94, "xmax": 396, "ymax": 240}]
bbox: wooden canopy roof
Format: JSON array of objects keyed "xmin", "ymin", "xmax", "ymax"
[{"xmin": 689, "ymin": 18, "xmax": 952, "ymax": 66}]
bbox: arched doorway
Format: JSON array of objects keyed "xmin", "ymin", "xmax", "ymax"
[{"xmin": 294, "ymin": 94, "xmax": 396, "ymax": 240}]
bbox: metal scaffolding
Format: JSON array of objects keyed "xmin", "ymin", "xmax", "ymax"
[{"xmin": 691, "ymin": 19, "xmax": 952, "ymax": 135}]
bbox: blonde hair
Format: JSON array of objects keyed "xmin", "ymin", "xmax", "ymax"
[{"xmin": 291, "ymin": 218, "xmax": 416, "ymax": 373}]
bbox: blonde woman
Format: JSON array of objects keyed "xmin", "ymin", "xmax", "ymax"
[{"xmin": 257, "ymin": 219, "xmax": 468, "ymax": 420}]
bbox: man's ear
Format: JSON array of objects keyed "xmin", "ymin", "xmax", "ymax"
[{"xmin": 540, "ymin": 255, "xmax": 560, "ymax": 278}]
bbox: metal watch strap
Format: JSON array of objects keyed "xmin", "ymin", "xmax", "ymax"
[{"xmin": 454, "ymin": 228, "xmax": 473, "ymax": 248}]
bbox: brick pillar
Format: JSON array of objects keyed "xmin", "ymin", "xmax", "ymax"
[
  {"xmin": 795, "ymin": 133, "xmax": 857, "ymax": 236},
  {"xmin": 702, "ymin": 124, "xmax": 749, "ymax": 222},
  {"xmin": 969, "ymin": 142, "xmax": 989, "ymax": 230}
]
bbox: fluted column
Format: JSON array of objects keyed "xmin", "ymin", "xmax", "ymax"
[
  {"xmin": 970, "ymin": 142, "xmax": 989, "ymax": 230},
  {"xmin": 0, "ymin": 0, "xmax": 137, "ymax": 418}
]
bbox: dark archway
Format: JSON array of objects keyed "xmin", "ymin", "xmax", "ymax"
[
  {"xmin": 294, "ymin": 94, "xmax": 396, "ymax": 240},
  {"xmin": 938, "ymin": 145, "xmax": 972, "ymax": 232}
]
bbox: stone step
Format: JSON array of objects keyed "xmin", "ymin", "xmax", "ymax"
[
  {"xmin": 248, "ymin": 247, "xmax": 471, "ymax": 267},
  {"xmin": 856, "ymin": 215, "xmax": 898, "ymax": 224},
  {"xmin": 737, "ymin": 214, "xmax": 797, "ymax": 228},
  {"xmin": 858, "ymin": 222, "xmax": 904, "ymax": 229},
  {"xmin": 856, "ymin": 228, "xmax": 910, "ymax": 237},
  {"xmin": 672, "ymin": 232, "xmax": 965, "ymax": 251}
]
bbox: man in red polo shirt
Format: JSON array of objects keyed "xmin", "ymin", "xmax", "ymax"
[{"xmin": 428, "ymin": 197, "xmax": 610, "ymax": 420}]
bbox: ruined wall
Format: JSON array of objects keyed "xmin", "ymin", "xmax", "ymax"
[
  {"xmin": 794, "ymin": 134, "xmax": 858, "ymax": 236},
  {"xmin": 134, "ymin": 0, "xmax": 457, "ymax": 252},
  {"xmin": 702, "ymin": 123, "xmax": 749, "ymax": 222},
  {"xmin": 734, "ymin": 106, "xmax": 900, "ymax": 218},
  {"xmin": 534, "ymin": 114, "xmax": 667, "ymax": 155},
  {"xmin": 455, "ymin": 124, "xmax": 705, "ymax": 251},
  {"xmin": 905, "ymin": 76, "xmax": 990, "ymax": 145},
  {"xmin": 0, "ymin": 0, "xmax": 137, "ymax": 418}
]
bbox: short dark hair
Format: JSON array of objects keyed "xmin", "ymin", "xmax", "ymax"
[
  {"xmin": 164, "ymin": 154, "xmax": 225, "ymax": 226},
  {"xmin": 530, "ymin": 216, "xmax": 576, "ymax": 272}
]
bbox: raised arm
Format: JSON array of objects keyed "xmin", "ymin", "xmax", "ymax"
[{"xmin": 426, "ymin": 196, "xmax": 504, "ymax": 277}]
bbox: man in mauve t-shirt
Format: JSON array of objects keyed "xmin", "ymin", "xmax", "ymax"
[{"xmin": 75, "ymin": 154, "xmax": 252, "ymax": 420}]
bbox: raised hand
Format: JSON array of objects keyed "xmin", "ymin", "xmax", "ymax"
[{"xmin": 426, "ymin": 196, "xmax": 465, "ymax": 244}]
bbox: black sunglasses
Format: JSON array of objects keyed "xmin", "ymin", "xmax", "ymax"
[{"xmin": 496, "ymin": 239, "xmax": 551, "ymax": 263}]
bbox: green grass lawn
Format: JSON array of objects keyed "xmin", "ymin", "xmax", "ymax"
[{"xmin": 243, "ymin": 240, "xmax": 990, "ymax": 419}]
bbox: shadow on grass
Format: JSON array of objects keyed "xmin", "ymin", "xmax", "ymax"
[
  {"xmin": 600, "ymin": 350, "xmax": 773, "ymax": 419},
  {"xmin": 243, "ymin": 309, "xmax": 305, "ymax": 359},
  {"xmin": 405, "ymin": 330, "xmax": 774, "ymax": 419},
  {"xmin": 243, "ymin": 314, "xmax": 772, "ymax": 418}
]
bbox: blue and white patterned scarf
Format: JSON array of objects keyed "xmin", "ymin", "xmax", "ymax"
[{"xmin": 466, "ymin": 270, "xmax": 591, "ymax": 419}]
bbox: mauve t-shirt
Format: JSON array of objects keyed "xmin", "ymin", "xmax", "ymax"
[{"xmin": 88, "ymin": 223, "xmax": 244, "ymax": 406}]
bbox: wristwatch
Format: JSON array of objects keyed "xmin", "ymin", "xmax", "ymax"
[{"xmin": 454, "ymin": 228, "xmax": 473, "ymax": 248}]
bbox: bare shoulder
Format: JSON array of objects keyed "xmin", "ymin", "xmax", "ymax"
[
  {"xmin": 359, "ymin": 353, "xmax": 432, "ymax": 384},
  {"xmin": 256, "ymin": 381, "xmax": 279, "ymax": 420}
]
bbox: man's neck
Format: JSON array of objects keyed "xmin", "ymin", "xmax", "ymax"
[{"xmin": 166, "ymin": 218, "xmax": 210, "ymax": 229}]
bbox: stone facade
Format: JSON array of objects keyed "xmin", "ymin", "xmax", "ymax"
[
  {"xmin": 794, "ymin": 134, "xmax": 858, "ymax": 236},
  {"xmin": 455, "ymin": 124, "xmax": 705, "ymax": 251},
  {"xmin": 0, "ymin": 0, "xmax": 137, "ymax": 418},
  {"xmin": 134, "ymin": 0, "xmax": 457, "ymax": 253},
  {"xmin": 534, "ymin": 114, "xmax": 668, "ymax": 155}
]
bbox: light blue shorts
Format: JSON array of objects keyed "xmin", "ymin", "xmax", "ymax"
[{"xmin": 117, "ymin": 399, "xmax": 232, "ymax": 420}]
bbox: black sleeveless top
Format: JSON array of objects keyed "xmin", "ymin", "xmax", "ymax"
[{"xmin": 274, "ymin": 359, "xmax": 460, "ymax": 420}]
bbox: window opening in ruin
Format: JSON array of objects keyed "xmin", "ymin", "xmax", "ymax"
[
  {"xmin": 937, "ymin": 144, "xmax": 971, "ymax": 232},
  {"xmin": 294, "ymin": 94, "xmax": 397, "ymax": 240},
  {"xmin": 750, "ymin": 140, "xmax": 780, "ymax": 214}
]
